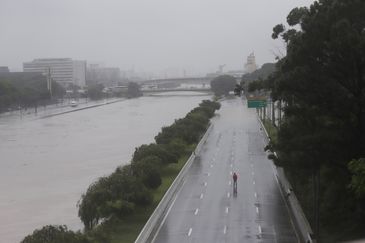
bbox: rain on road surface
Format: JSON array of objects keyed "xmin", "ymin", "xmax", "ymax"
[{"xmin": 153, "ymin": 97, "xmax": 298, "ymax": 243}]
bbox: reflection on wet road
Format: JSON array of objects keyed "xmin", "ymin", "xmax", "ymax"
[{"xmin": 153, "ymin": 98, "xmax": 298, "ymax": 243}]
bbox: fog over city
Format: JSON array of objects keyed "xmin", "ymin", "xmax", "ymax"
[{"xmin": 1, "ymin": 0, "xmax": 313, "ymax": 76}]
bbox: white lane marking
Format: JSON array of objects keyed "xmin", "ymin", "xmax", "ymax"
[
  {"xmin": 273, "ymin": 227, "xmax": 278, "ymax": 243},
  {"xmin": 188, "ymin": 227, "xmax": 192, "ymax": 236},
  {"xmin": 256, "ymin": 207, "xmax": 259, "ymax": 214},
  {"xmin": 229, "ymin": 181, "xmax": 232, "ymax": 186},
  {"xmin": 226, "ymin": 207, "xmax": 229, "ymax": 214},
  {"xmin": 207, "ymin": 172, "xmax": 211, "ymax": 177},
  {"xmin": 151, "ymin": 181, "xmax": 185, "ymax": 243},
  {"xmin": 204, "ymin": 182, "xmax": 207, "ymax": 186},
  {"xmin": 230, "ymin": 164, "xmax": 233, "ymax": 168},
  {"xmin": 230, "ymin": 171, "xmax": 233, "ymax": 175},
  {"xmin": 200, "ymin": 193, "xmax": 204, "ymax": 199},
  {"xmin": 258, "ymin": 225, "xmax": 262, "ymax": 234},
  {"xmin": 210, "ymin": 164, "xmax": 213, "ymax": 168},
  {"xmin": 194, "ymin": 208, "xmax": 199, "ymax": 215},
  {"xmin": 223, "ymin": 225, "xmax": 227, "ymax": 234},
  {"xmin": 254, "ymin": 192, "xmax": 257, "ymax": 198},
  {"xmin": 227, "ymin": 192, "xmax": 231, "ymax": 198},
  {"xmin": 253, "ymin": 180, "xmax": 256, "ymax": 185},
  {"xmin": 252, "ymin": 172, "xmax": 255, "ymax": 176}
]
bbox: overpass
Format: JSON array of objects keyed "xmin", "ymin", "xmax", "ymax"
[
  {"xmin": 142, "ymin": 77, "xmax": 213, "ymax": 85},
  {"xmin": 141, "ymin": 76, "xmax": 241, "ymax": 86},
  {"xmin": 141, "ymin": 87, "xmax": 211, "ymax": 93}
]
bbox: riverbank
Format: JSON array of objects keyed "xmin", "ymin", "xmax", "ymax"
[{"xmin": 0, "ymin": 93, "xmax": 210, "ymax": 243}]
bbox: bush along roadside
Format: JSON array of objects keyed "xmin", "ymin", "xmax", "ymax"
[{"xmin": 21, "ymin": 100, "xmax": 220, "ymax": 243}]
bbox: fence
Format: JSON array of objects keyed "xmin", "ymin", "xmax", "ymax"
[{"xmin": 258, "ymin": 116, "xmax": 315, "ymax": 243}]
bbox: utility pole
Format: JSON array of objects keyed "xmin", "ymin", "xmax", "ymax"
[{"xmin": 47, "ymin": 67, "xmax": 52, "ymax": 99}]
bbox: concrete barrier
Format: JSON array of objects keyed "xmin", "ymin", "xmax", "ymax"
[
  {"xmin": 135, "ymin": 123, "xmax": 214, "ymax": 243},
  {"xmin": 258, "ymin": 117, "xmax": 315, "ymax": 243}
]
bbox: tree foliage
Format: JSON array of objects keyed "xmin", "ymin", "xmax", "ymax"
[
  {"xmin": 268, "ymin": 0, "xmax": 365, "ymax": 236},
  {"xmin": 21, "ymin": 225, "xmax": 90, "ymax": 243},
  {"xmin": 210, "ymin": 75, "xmax": 237, "ymax": 96},
  {"xmin": 76, "ymin": 99, "xmax": 220, "ymax": 235},
  {"xmin": 127, "ymin": 82, "xmax": 142, "ymax": 98},
  {"xmin": 78, "ymin": 165, "xmax": 152, "ymax": 230},
  {"xmin": 0, "ymin": 74, "xmax": 65, "ymax": 112},
  {"xmin": 87, "ymin": 84, "xmax": 104, "ymax": 100}
]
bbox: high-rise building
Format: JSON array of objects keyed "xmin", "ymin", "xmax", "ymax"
[
  {"xmin": 0, "ymin": 66, "xmax": 10, "ymax": 72},
  {"xmin": 86, "ymin": 64, "xmax": 121, "ymax": 87},
  {"xmin": 245, "ymin": 52, "xmax": 257, "ymax": 73},
  {"xmin": 23, "ymin": 58, "xmax": 86, "ymax": 87}
]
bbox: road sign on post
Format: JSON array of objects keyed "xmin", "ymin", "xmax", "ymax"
[{"xmin": 247, "ymin": 97, "xmax": 267, "ymax": 108}]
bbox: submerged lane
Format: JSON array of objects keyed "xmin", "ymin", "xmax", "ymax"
[{"xmin": 153, "ymin": 97, "xmax": 298, "ymax": 243}]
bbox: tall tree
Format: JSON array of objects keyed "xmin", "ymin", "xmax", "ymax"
[
  {"xmin": 210, "ymin": 75, "xmax": 237, "ymax": 96},
  {"xmin": 269, "ymin": 0, "xmax": 365, "ymax": 239},
  {"xmin": 127, "ymin": 82, "xmax": 142, "ymax": 98}
]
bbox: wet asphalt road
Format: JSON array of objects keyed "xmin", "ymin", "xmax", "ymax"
[{"xmin": 153, "ymin": 97, "xmax": 298, "ymax": 243}]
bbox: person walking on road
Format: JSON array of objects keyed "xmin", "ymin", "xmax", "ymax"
[{"xmin": 233, "ymin": 172, "xmax": 238, "ymax": 193}]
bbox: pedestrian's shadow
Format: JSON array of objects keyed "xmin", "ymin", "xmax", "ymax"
[{"xmin": 233, "ymin": 188, "xmax": 238, "ymax": 198}]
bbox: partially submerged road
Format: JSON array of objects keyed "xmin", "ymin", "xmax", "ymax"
[{"xmin": 153, "ymin": 97, "xmax": 298, "ymax": 243}]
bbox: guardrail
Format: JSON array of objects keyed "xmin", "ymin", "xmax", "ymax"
[
  {"xmin": 258, "ymin": 117, "xmax": 315, "ymax": 243},
  {"xmin": 135, "ymin": 123, "xmax": 214, "ymax": 243}
]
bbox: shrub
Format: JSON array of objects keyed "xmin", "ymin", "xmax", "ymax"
[
  {"xmin": 133, "ymin": 144, "xmax": 178, "ymax": 165},
  {"xmin": 21, "ymin": 225, "xmax": 90, "ymax": 243}
]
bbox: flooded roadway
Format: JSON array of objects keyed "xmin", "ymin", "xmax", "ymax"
[{"xmin": 0, "ymin": 92, "xmax": 210, "ymax": 243}]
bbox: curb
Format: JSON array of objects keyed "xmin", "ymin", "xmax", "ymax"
[{"xmin": 134, "ymin": 123, "xmax": 214, "ymax": 243}]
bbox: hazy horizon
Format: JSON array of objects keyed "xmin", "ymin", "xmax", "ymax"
[{"xmin": 1, "ymin": 0, "xmax": 314, "ymax": 76}]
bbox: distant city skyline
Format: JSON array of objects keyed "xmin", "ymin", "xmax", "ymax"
[{"xmin": 1, "ymin": 0, "xmax": 314, "ymax": 76}]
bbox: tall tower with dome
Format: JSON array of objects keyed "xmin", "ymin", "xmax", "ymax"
[{"xmin": 244, "ymin": 52, "xmax": 257, "ymax": 73}]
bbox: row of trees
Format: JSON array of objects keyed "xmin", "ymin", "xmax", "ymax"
[
  {"xmin": 0, "ymin": 74, "xmax": 65, "ymax": 112},
  {"xmin": 0, "ymin": 76, "xmax": 143, "ymax": 112},
  {"xmin": 21, "ymin": 100, "xmax": 220, "ymax": 242},
  {"xmin": 77, "ymin": 100, "xmax": 220, "ymax": 230},
  {"xmin": 67, "ymin": 82, "xmax": 142, "ymax": 101},
  {"xmin": 262, "ymin": 0, "xmax": 365, "ymax": 241}
]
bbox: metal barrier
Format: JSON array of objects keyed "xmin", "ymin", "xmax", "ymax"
[
  {"xmin": 135, "ymin": 123, "xmax": 214, "ymax": 243},
  {"xmin": 258, "ymin": 117, "xmax": 315, "ymax": 243}
]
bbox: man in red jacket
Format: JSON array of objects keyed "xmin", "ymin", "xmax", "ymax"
[{"xmin": 233, "ymin": 172, "xmax": 238, "ymax": 193}]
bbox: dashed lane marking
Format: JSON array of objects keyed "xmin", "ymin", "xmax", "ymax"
[
  {"xmin": 188, "ymin": 228, "xmax": 192, "ymax": 236},
  {"xmin": 194, "ymin": 208, "xmax": 199, "ymax": 215}
]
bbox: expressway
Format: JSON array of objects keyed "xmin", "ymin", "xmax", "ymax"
[{"xmin": 152, "ymin": 97, "xmax": 298, "ymax": 243}]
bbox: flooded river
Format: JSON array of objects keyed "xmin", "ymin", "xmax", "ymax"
[{"xmin": 0, "ymin": 92, "xmax": 210, "ymax": 243}]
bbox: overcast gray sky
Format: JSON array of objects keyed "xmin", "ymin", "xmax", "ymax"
[{"xmin": 1, "ymin": 0, "xmax": 314, "ymax": 76}]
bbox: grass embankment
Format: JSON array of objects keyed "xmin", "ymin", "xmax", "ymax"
[
  {"xmin": 262, "ymin": 119, "xmax": 278, "ymax": 143},
  {"xmin": 97, "ymin": 155, "xmax": 190, "ymax": 243}
]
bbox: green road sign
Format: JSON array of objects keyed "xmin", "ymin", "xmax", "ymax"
[{"xmin": 247, "ymin": 99, "xmax": 267, "ymax": 108}]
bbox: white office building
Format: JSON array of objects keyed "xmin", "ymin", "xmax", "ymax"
[
  {"xmin": 23, "ymin": 58, "xmax": 86, "ymax": 87},
  {"xmin": 244, "ymin": 52, "xmax": 258, "ymax": 73}
]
